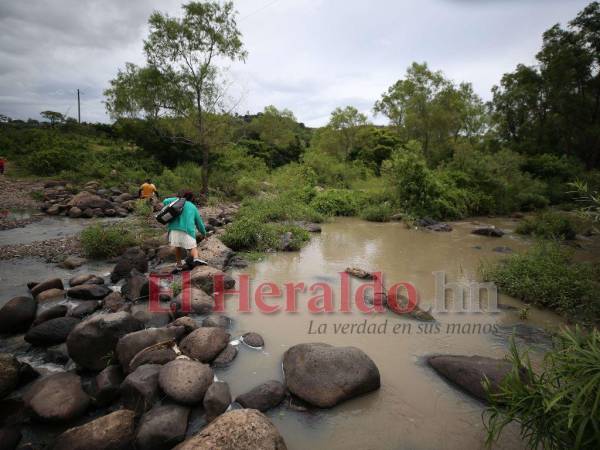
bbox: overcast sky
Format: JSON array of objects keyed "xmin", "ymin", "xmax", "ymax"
[{"xmin": 0, "ymin": 0, "xmax": 592, "ymax": 126}]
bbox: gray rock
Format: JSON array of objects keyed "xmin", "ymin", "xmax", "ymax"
[
  {"xmin": 202, "ymin": 315, "xmax": 230, "ymax": 329},
  {"xmin": 69, "ymin": 300, "xmax": 101, "ymax": 318},
  {"xmin": 35, "ymin": 288, "xmax": 66, "ymax": 302},
  {"xmin": 94, "ymin": 365, "xmax": 123, "ymax": 407},
  {"xmin": 68, "ymin": 207, "xmax": 82, "ymax": 218},
  {"xmin": 242, "ymin": 332, "xmax": 264, "ymax": 348},
  {"xmin": 172, "ymin": 288, "xmax": 214, "ymax": 317},
  {"xmin": 69, "ymin": 273, "xmax": 104, "ymax": 287},
  {"xmin": 120, "ymin": 364, "xmax": 161, "ymax": 415},
  {"xmin": 103, "ymin": 291, "xmax": 125, "ymax": 312},
  {"xmin": 0, "ymin": 353, "xmax": 20, "ymax": 398},
  {"xmin": 212, "ymin": 344, "xmax": 238, "ymax": 368},
  {"xmin": 427, "ymin": 354, "xmax": 518, "ymax": 403},
  {"xmin": 32, "ymin": 304, "xmax": 68, "ymax": 326},
  {"xmin": 53, "ymin": 409, "xmax": 136, "ymax": 450},
  {"xmin": 30, "ymin": 278, "xmax": 63, "ymax": 298},
  {"xmin": 66, "ymin": 312, "xmax": 144, "ymax": 371},
  {"xmin": 158, "ymin": 359, "xmax": 213, "ymax": 405},
  {"xmin": 179, "ymin": 327, "xmax": 229, "ymax": 363},
  {"xmin": 173, "ymin": 409, "xmax": 287, "ymax": 450},
  {"xmin": 203, "ymin": 381, "xmax": 231, "ymax": 421},
  {"xmin": 111, "ymin": 248, "xmax": 148, "ymax": 283},
  {"xmin": 472, "ymin": 227, "xmax": 504, "ymax": 237},
  {"xmin": 25, "ymin": 317, "xmax": 80, "ymax": 346},
  {"xmin": 235, "ymin": 380, "xmax": 285, "ymax": 412},
  {"xmin": 122, "ymin": 270, "xmax": 149, "ymax": 301},
  {"xmin": 283, "ymin": 343, "xmax": 381, "ymax": 408},
  {"xmin": 135, "ymin": 403, "xmax": 190, "ymax": 450},
  {"xmin": 168, "ymin": 317, "xmax": 199, "ymax": 334},
  {"xmin": 67, "ymin": 284, "xmax": 112, "ymax": 300},
  {"xmin": 23, "ymin": 372, "xmax": 89, "ymax": 422},
  {"xmin": 59, "ymin": 256, "xmax": 87, "ymax": 269},
  {"xmin": 45, "ymin": 343, "xmax": 69, "ymax": 364},
  {"xmin": 0, "ymin": 296, "xmax": 37, "ymax": 333},
  {"xmin": 116, "ymin": 327, "xmax": 184, "ymax": 373},
  {"xmin": 189, "ymin": 266, "xmax": 234, "ymax": 294},
  {"xmin": 129, "ymin": 344, "xmax": 177, "ymax": 373}
]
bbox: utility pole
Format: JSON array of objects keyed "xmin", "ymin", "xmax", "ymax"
[{"xmin": 77, "ymin": 89, "xmax": 81, "ymax": 124}]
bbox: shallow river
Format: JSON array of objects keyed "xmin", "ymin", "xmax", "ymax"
[
  {"xmin": 217, "ymin": 217, "xmax": 564, "ymax": 450},
  {"xmin": 0, "ymin": 216, "xmax": 566, "ymax": 449}
]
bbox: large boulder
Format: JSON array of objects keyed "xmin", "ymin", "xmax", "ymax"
[
  {"xmin": 121, "ymin": 270, "xmax": 149, "ymax": 301},
  {"xmin": 116, "ymin": 327, "xmax": 184, "ymax": 373},
  {"xmin": 158, "ymin": 359, "xmax": 213, "ymax": 405},
  {"xmin": 30, "ymin": 278, "xmax": 63, "ymax": 298},
  {"xmin": 203, "ymin": 381, "xmax": 231, "ymax": 421},
  {"xmin": 25, "ymin": 317, "xmax": 80, "ymax": 346},
  {"xmin": 23, "ymin": 372, "xmax": 90, "ymax": 422},
  {"xmin": 103, "ymin": 292, "xmax": 125, "ymax": 312},
  {"xmin": 190, "ymin": 265, "xmax": 235, "ymax": 294},
  {"xmin": 67, "ymin": 284, "xmax": 112, "ymax": 300},
  {"xmin": 427, "ymin": 354, "xmax": 518, "ymax": 403},
  {"xmin": 120, "ymin": 364, "xmax": 161, "ymax": 415},
  {"xmin": 179, "ymin": 327, "xmax": 229, "ymax": 363},
  {"xmin": 235, "ymin": 380, "xmax": 285, "ymax": 412},
  {"xmin": 173, "ymin": 409, "xmax": 287, "ymax": 450},
  {"xmin": 69, "ymin": 273, "xmax": 104, "ymax": 287},
  {"xmin": 282, "ymin": 343, "xmax": 380, "ymax": 408},
  {"xmin": 53, "ymin": 409, "xmax": 136, "ymax": 450},
  {"xmin": 130, "ymin": 304, "xmax": 171, "ymax": 328},
  {"xmin": 0, "ymin": 296, "xmax": 37, "ymax": 333},
  {"xmin": 110, "ymin": 248, "xmax": 148, "ymax": 283},
  {"xmin": 135, "ymin": 403, "xmax": 190, "ymax": 450},
  {"xmin": 69, "ymin": 300, "xmax": 101, "ymax": 318},
  {"xmin": 0, "ymin": 354, "xmax": 20, "ymax": 398},
  {"xmin": 94, "ymin": 365, "xmax": 123, "ymax": 407},
  {"xmin": 67, "ymin": 191, "xmax": 114, "ymax": 210},
  {"xmin": 66, "ymin": 312, "xmax": 144, "ymax": 371}
]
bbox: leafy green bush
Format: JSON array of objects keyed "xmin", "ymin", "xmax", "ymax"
[
  {"xmin": 485, "ymin": 327, "xmax": 600, "ymax": 450},
  {"xmin": 239, "ymin": 192, "xmax": 324, "ymax": 224},
  {"xmin": 80, "ymin": 224, "xmax": 137, "ymax": 258},
  {"xmin": 359, "ymin": 204, "xmax": 393, "ymax": 222},
  {"xmin": 221, "ymin": 217, "xmax": 309, "ymax": 251},
  {"xmin": 480, "ymin": 242, "xmax": 599, "ymax": 320},
  {"xmin": 310, "ymin": 189, "xmax": 360, "ymax": 216},
  {"xmin": 133, "ymin": 199, "xmax": 153, "ymax": 217},
  {"xmin": 516, "ymin": 211, "xmax": 577, "ymax": 240}
]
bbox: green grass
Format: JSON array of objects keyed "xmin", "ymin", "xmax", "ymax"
[
  {"xmin": 480, "ymin": 242, "xmax": 600, "ymax": 322},
  {"xmin": 485, "ymin": 327, "xmax": 600, "ymax": 450},
  {"xmin": 80, "ymin": 223, "xmax": 138, "ymax": 258},
  {"xmin": 516, "ymin": 211, "xmax": 577, "ymax": 240},
  {"xmin": 221, "ymin": 217, "xmax": 309, "ymax": 252}
]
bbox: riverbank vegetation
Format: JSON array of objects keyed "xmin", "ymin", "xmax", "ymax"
[{"xmin": 485, "ymin": 327, "xmax": 600, "ymax": 450}]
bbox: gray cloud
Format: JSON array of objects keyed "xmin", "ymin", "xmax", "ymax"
[{"xmin": 0, "ymin": 0, "xmax": 591, "ymax": 126}]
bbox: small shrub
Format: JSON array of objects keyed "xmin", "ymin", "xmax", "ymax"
[
  {"xmin": 80, "ymin": 224, "xmax": 137, "ymax": 258},
  {"xmin": 485, "ymin": 327, "xmax": 600, "ymax": 450},
  {"xmin": 360, "ymin": 204, "xmax": 393, "ymax": 222},
  {"xmin": 221, "ymin": 217, "xmax": 309, "ymax": 252},
  {"xmin": 310, "ymin": 189, "xmax": 360, "ymax": 216},
  {"xmin": 516, "ymin": 211, "xmax": 577, "ymax": 240},
  {"xmin": 133, "ymin": 199, "xmax": 153, "ymax": 217}
]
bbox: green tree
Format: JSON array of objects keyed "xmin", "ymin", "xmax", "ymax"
[
  {"xmin": 105, "ymin": 1, "xmax": 247, "ymax": 195},
  {"xmin": 374, "ymin": 62, "xmax": 486, "ymax": 165},
  {"xmin": 492, "ymin": 2, "xmax": 600, "ymax": 169},
  {"xmin": 327, "ymin": 106, "xmax": 369, "ymax": 159},
  {"xmin": 40, "ymin": 111, "xmax": 65, "ymax": 126}
]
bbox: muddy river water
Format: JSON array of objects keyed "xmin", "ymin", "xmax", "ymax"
[
  {"xmin": 216, "ymin": 217, "xmax": 564, "ymax": 450},
  {"xmin": 0, "ymin": 216, "xmax": 568, "ymax": 449}
]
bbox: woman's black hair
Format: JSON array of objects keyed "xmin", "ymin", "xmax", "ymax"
[{"xmin": 182, "ymin": 190, "xmax": 194, "ymax": 201}]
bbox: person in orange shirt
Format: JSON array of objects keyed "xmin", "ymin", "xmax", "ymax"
[{"xmin": 139, "ymin": 179, "xmax": 159, "ymax": 199}]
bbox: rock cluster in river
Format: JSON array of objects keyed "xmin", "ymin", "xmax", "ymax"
[{"xmin": 41, "ymin": 180, "xmax": 138, "ymax": 219}]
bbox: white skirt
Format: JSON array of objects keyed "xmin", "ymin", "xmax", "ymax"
[{"xmin": 168, "ymin": 230, "xmax": 197, "ymax": 250}]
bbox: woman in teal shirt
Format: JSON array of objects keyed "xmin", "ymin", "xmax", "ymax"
[{"xmin": 163, "ymin": 191, "xmax": 207, "ymax": 272}]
